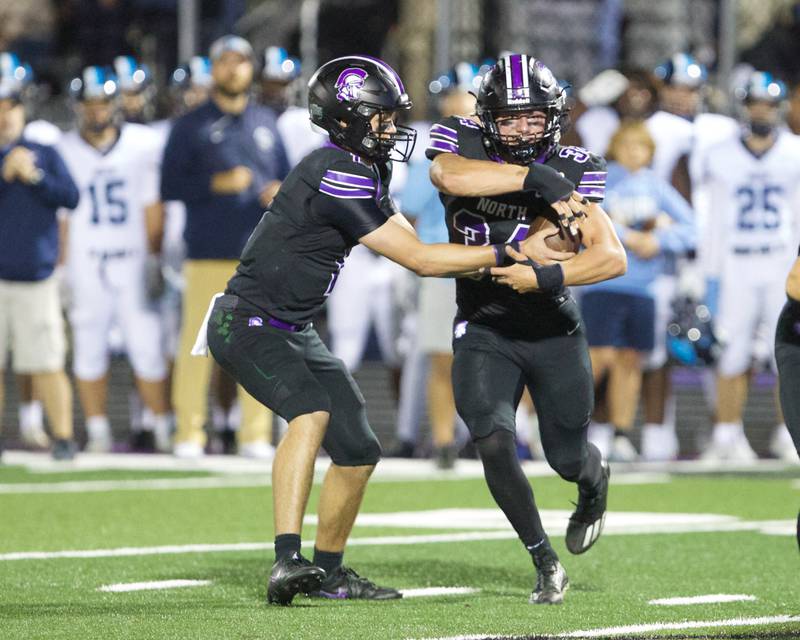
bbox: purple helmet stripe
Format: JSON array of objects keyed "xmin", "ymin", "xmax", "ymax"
[
  {"xmin": 509, "ymin": 54, "xmax": 523, "ymax": 91},
  {"xmin": 323, "ymin": 170, "xmax": 375, "ymax": 189}
]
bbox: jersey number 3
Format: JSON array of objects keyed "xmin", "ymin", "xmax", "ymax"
[{"xmin": 88, "ymin": 179, "xmax": 128, "ymax": 225}]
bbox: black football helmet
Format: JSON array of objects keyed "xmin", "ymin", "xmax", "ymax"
[
  {"xmin": 308, "ymin": 55, "xmax": 416, "ymax": 162},
  {"xmin": 476, "ymin": 54, "xmax": 567, "ymax": 164}
]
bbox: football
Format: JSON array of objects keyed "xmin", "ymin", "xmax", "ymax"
[{"xmin": 527, "ymin": 215, "xmax": 583, "ymax": 253}]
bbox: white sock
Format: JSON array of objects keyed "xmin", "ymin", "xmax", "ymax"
[
  {"xmin": 19, "ymin": 401, "xmax": 44, "ymax": 430},
  {"xmin": 87, "ymin": 415, "xmax": 110, "ymax": 441}
]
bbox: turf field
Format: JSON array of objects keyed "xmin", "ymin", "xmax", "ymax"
[{"xmin": 1, "ymin": 454, "xmax": 799, "ymax": 640}]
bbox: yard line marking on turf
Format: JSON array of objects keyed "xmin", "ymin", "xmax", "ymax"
[
  {"xmin": 0, "ymin": 532, "xmax": 518, "ymax": 562},
  {"xmin": 648, "ymin": 593, "xmax": 757, "ymax": 605},
  {"xmin": 400, "ymin": 587, "xmax": 479, "ymax": 598},
  {"xmin": 0, "ymin": 476, "xmax": 271, "ymax": 494},
  {"xmin": 98, "ymin": 579, "xmax": 211, "ymax": 593},
  {"xmin": 1, "ymin": 510, "xmax": 797, "ymax": 562},
  {"xmin": 558, "ymin": 614, "xmax": 800, "ymax": 637}
]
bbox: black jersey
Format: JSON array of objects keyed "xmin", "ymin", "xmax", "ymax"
[
  {"xmin": 227, "ymin": 144, "xmax": 396, "ymax": 324},
  {"xmin": 426, "ymin": 115, "xmax": 607, "ymax": 338}
]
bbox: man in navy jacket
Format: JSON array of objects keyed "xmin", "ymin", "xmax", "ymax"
[
  {"xmin": 0, "ymin": 56, "xmax": 80, "ymax": 460},
  {"xmin": 161, "ymin": 35, "xmax": 290, "ymax": 458}
]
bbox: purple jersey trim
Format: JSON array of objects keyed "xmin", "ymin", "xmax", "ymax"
[
  {"xmin": 323, "ymin": 170, "xmax": 376, "ymax": 189},
  {"xmin": 319, "ymin": 182, "xmax": 374, "ymax": 199},
  {"xmin": 428, "ymin": 139, "xmax": 458, "ymax": 153},
  {"xmin": 576, "ymin": 185, "xmax": 605, "ymax": 198},
  {"xmin": 430, "ymin": 124, "xmax": 458, "ymax": 141}
]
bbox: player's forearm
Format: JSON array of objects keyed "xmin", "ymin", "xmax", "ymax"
[
  {"xmin": 430, "ymin": 155, "xmax": 527, "ymax": 197},
  {"xmin": 561, "ymin": 242, "xmax": 627, "ymax": 286},
  {"xmin": 413, "ymin": 243, "xmax": 498, "ymax": 277},
  {"xmin": 787, "ymin": 259, "xmax": 800, "ymax": 301}
]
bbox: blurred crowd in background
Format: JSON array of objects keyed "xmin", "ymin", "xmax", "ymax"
[{"xmin": 1, "ymin": 0, "xmax": 800, "ymax": 467}]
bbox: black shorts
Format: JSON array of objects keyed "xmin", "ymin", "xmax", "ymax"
[
  {"xmin": 207, "ymin": 295, "xmax": 380, "ymax": 466},
  {"xmin": 451, "ymin": 295, "xmax": 593, "ymax": 449},
  {"xmin": 581, "ymin": 290, "xmax": 656, "ymax": 351},
  {"xmin": 776, "ymin": 298, "xmax": 800, "ymax": 454}
]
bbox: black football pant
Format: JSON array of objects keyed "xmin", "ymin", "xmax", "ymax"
[
  {"xmin": 208, "ymin": 294, "xmax": 381, "ymax": 466},
  {"xmin": 451, "ymin": 307, "xmax": 603, "ymax": 548},
  {"xmin": 776, "ymin": 298, "xmax": 800, "ymax": 456}
]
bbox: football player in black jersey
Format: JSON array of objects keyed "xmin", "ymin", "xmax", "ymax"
[
  {"xmin": 427, "ymin": 54, "xmax": 627, "ymax": 604},
  {"xmin": 775, "ymin": 250, "xmax": 800, "ymax": 551},
  {"xmin": 202, "ymin": 55, "xmax": 568, "ymax": 606}
]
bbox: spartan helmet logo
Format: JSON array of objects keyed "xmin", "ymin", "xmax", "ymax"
[{"xmin": 335, "ymin": 67, "xmax": 368, "ymax": 102}]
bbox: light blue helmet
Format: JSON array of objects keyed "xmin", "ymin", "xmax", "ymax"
[
  {"xmin": 654, "ymin": 53, "xmax": 707, "ymax": 88},
  {"xmin": 113, "ymin": 56, "xmax": 152, "ymax": 94},
  {"xmin": 0, "ymin": 52, "xmax": 33, "ymax": 100},
  {"xmin": 171, "ymin": 56, "xmax": 212, "ymax": 89},
  {"xmin": 69, "ymin": 66, "xmax": 119, "ymax": 101},
  {"xmin": 262, "ymin": 46, "xmax": 300, "ymax": 82},
  {"xmin": 428, "ymin": 61, "xmax": 485, "ymax": 95},
  {"xmin": 736, "ymin": 70, "xmax": 787, "ymax": 104}
]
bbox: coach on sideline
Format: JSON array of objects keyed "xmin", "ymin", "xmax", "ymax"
[
  {"xmin": 161, "ymin": 35, "xmax": 290, "ymax": 458},
  {"xmin": 0, "ymin": 55, "xmax": 80, "ymax": 460}
]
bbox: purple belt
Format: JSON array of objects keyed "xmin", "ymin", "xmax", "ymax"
[{"xmin": 249, "ymin": 315, "xmax": 305, "ymax": 332}]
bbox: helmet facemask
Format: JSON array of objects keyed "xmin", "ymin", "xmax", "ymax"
[
  {"xmin": 317, "ymin": 101, "xmax": 416, "ymax": 162},
  {"xmin": 480, "ymin": 97, "xmax": 566, "ymax": 164}
]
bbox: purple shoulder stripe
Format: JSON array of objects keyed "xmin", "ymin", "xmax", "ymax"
[
  {"xmin": 323, "ymin": 170, "xmax": 375, "ymax": 189},
  {"xmin": 427, "ymin": 139, "xmax": 458, "ymax": 154},
  {"xmin": 319, "ymin": 182, "xmax": 374, "ymax": 199}
]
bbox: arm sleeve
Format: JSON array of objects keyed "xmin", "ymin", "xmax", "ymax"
[
  {"xmin": 424, "ymin": 116, "xmax": 474, "ymax": 160},
  {"xmin": 160, "ymin": 116, "xmax": 209, "ymax": 202},
  {"xmin": 314, "ymin": 160, "xmax": 389, "ymax": 239},
  {"xmin": 655, "ymin": 179, "xmax": 696, "ymax": 255},
  {"xmin": 33, "ymin": 146, "xmax": 80, "ymax": 209},
  {"xmin": 576, "ymin": 154, "xmax": 607, "ymax": 204}
]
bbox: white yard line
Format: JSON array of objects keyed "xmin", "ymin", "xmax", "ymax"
[
  {"xmin": 0, "ymin": 531, "xmax": 518, "ymax": 562},
  {"xmin": 0, "ymin": 476, "xmax": 270, "ymax": 494},
  {"xmin": 648, "ymin": 593, "xmax": 757, "ymax": 605},
  {"xmin": 4, "ymin": 450, "xmax": 797, "ymax": 480},
  {"xmin": 406, "ymin": 615, "xmax": 800, "ymax": 640},
  {"xmin": 559, "ymin": 614, "xmax": 800, "ymax": 637},
  {"xmin": 98, "ymin": 579, "xmax": 211, "ymax": 593},
  {"xmin": 1, "ymin": 509, "xmax": 795, "ymax": 562},
  {"xmin": 400, "ymin": 587, "xmax": 479, "ymax": 598}
]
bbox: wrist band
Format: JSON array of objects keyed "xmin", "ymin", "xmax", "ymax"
[
  {"xmin": 492, "ymin": 241, "xmax": 521, "ymax": 267},
  {"xmin": 530, "ymin": 261, "xmax": 564, "ymax": 293}
]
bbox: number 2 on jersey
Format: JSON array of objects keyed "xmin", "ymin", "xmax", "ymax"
[{"xmin": 88, "ymin": 179, "xmax": 128, "ymax": 225}]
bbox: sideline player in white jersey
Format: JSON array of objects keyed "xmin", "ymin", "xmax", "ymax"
[
  {"xmin": 57, "ymin": 66, "xmax": 171, "ymax": 453},
  {"xmin": 259, "ymin": 46, "xmax": 326, "ymax": 168},
  {"xmin": 640, "ymin": 54, "xmax": 738, "ymax": 460},
  {"xmin": 697, "ymin": 71, "xmax": 800, "ymax": 461}
]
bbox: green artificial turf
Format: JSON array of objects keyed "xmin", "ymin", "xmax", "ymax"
[{"xmin": 1, "ymin": 465, "xmax": 798, "ymax": 639}]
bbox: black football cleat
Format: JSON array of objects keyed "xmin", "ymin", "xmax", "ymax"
[
  {"xmin": 267, "ymin": 553, "xmax": 326, "ymax": 606},
  {"xmin": 530, "ymin": 548, "xmax": 569, "ymax": 605},
  {"xmin": 566, "ymin": 460, "xmax": 610, "ymax": 555},
  {"xmin": 310, "ymin": 565, "xmax": 402, "ymax": 600},
  {"xmin": 51, "ymin": 439, "xmax": 77, "ymax": 461}
]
